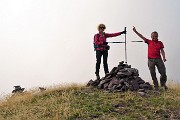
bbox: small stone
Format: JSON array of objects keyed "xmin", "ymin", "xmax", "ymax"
[{"xmin": 138, "ymin": 92, "xmax": 146, "ymax": 97}]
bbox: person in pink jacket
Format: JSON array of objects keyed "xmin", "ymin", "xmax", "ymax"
[{"xmin": 94, "ymin": 24, "xmax": 126, "ymax": 79}]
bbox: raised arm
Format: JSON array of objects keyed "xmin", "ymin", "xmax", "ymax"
[
  {"xmin": 105, "ymin": 32, "xmax": 121, "ymax": 38},
  {"xmin": 160, "ymin": 48, "xmax": 167, "ymax": 62},
  {"xmin": 105, "ymin": 30, "xmax": 126, "ymax": 38},
  {"xmin": 133, "ymin": 26, "xmax": 148, "ymax": 42}
]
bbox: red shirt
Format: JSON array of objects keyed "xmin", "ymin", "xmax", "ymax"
[
  {"xmin": 94, "ymin": 32, "xmax": 122, "ymax": 50},
  {"xmin": 145, "ymin": 39, "xmax": 164, "ymax": 59}
]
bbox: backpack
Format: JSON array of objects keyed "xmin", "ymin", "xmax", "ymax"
[
  {"xmin": 93, "ymin": 34, "xmax": 100, "ymax": 51},
  {"xmin": 93, "ymin": 33, "xmax": 110, "ymax": 51}
]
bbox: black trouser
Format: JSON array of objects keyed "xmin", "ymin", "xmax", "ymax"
[{"xmin": 95, "ymin": 50, "xmax": 109, "ymax": 76}]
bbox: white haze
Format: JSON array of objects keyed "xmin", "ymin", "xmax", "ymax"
[{"xmin": 0, "ymin": 0, "xmax": 180, "ymax": 97}]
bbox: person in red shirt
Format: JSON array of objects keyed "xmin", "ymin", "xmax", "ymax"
[
  {"xmin": 133, "ymin": 26, "xmax": 167, "ymax": 90},
  {"xmin": 94, "ymin": 24, "xmax": 126, "ymax": 79}
]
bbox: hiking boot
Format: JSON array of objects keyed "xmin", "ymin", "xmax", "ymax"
[
  {"xmin": 96, "ymin": 75, "xmax": 100, "ymax": 80},
  {"xmin": 161, "ymin": 83, "xmax": 168, "ymax": 90},
  {"xmin": 162, "ymin": 85, "xmax": 168, "ymax": 90},
  {"xmin": 105, "ymin": 72, "xmax": 109, "ymax": 76},
  {"xmin": 95, "ymin": 72, "xmax": 100, "ymax": 80},
  {"xmin": 154, "ymin": 86, "xmax": 159, "ymax": 91},
  {"xmin": 164, "ymin": 85, "xmax": 168, "ymax": 90}
]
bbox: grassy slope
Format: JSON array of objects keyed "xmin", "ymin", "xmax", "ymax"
[{"xmin": 0, "ymin": 84, "xmax": 180, "ymax": 120}]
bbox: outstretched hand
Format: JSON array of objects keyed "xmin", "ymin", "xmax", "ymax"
[
  {"xmin": 133, "ymin": 26, "xmax": 136, "ymax": 32},
  {"xmin": 103, "ymin": 42, "xmax": 108, "ymax": 45},
  {"xmin": 121, "ymin": 30, "xmax": 126, "ymax": 34},
  {"xmin": 163, "ymin": 58, "xmax": 167, "ymax": 62}
]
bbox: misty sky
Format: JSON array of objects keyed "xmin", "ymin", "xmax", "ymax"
[{"xmin": 0, "ymin": 0, "xmax": 180, "ymax": 97}]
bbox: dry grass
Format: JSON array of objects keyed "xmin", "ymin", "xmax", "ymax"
[{"xmin": 0, "ymin": 82, "xmax": 179, "ymax": 120}]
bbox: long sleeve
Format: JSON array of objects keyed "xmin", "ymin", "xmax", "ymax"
[{"xmin": 105, "ymin": 32, "xmax": 121, "ymax": 38}]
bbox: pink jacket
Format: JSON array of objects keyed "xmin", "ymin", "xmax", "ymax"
[{"xmin": 94, "ymin": 32, "xmax": 122, "ymax": 50}]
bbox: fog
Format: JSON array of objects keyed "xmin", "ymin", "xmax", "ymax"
[{"xmin": 0, "ymin": 0, "xmax": 180, "ymax": 97}]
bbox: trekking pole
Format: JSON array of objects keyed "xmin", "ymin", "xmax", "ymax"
[
  {"xmin": 107, "ymin": 42, "xmax": 125, "ymax": 43},
  {"xmin": 124, "ymin": 27, "xmax": 127, "ymax": 64}
]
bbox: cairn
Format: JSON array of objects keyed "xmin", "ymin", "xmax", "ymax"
[
  {"xmin": 39, "ymin": 87, "xmax": 46, "ymax": 91},
  {"xmin": 87, "ymin": 61, "xmax": 153, "ymax": 92},
  {"xmin": 12, "ymin": 85, "xmax": 25, "ymax": 93}
]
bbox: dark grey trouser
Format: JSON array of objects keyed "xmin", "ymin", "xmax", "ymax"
[
  {"xmin": 95, "ymin": 50, "xmax": 109, "ymax": 76},
  {"xmin": 148, "ymin": 58, "xmax": 167, "ymax": 87}
]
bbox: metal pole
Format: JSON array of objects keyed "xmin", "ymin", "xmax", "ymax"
[
  {"xmin": 131, "ymin": 41, "xmax": 143, "ymax": 42},
  {"xmin": 107, "ymin": 41, "xmax": 143, "ymax": 43},
  {"xmin": 107, "ymin": 42, "xmax": 125, "ymax": 43},
  {"xmin": 124, "ymin": 27, "xmax": 127, "ymax": 64}
]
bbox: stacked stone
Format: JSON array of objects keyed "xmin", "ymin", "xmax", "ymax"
[
  {"xmin": 12, "ymin": 85, "xmax": 25, "ymax": 93},
  {"xmin": 87, "ymin": 61, "xmax": 153, "ymax": 92}
]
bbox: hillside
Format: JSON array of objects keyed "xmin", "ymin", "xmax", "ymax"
[{"xmin": 0, "ymin": 84, "xmax": 180, "ymax": 120}]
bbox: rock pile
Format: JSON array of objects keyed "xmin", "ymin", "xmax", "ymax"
[
  {"xmin": 87, "ymin": 61, "xmax": 153, "ymax": 92},
  {"xmin": 12, "ymin": 85, "xmax": 25, "ymax": 93},
  {"xmin": 39, "ymin": 87, "xmax": 46, "ymax": 91}
]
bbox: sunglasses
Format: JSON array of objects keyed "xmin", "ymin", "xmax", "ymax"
[{"xmin": 100, "ymin": 27, "xmax": 105, "ymax": 29}]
